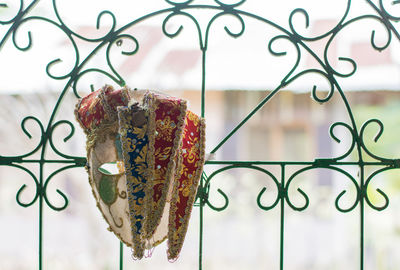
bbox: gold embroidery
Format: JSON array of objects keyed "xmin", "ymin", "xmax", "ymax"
[
  {"xmin": 142, "ymin": 94, "xmax": 187, "ymax": 242},
  {"xmin": 118, "ymin": 105, "xmax": 151, "ymax": 260},
  {"xmin": 167, "ymin": 115, "xmax": 206, "ymax": 261},
  {"xmin": 156, "ymin": 116, "xmax": 175, "ymax": 141},
  {"xmin": 76, "ymin": 86, "xmax": 205, "ymax": 261},
  {"xmin": 155, "ymin": 147, "xmax": 172, "ymax": 161}
]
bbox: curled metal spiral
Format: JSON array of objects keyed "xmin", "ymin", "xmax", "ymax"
[
  {"xmin": 42, "ymin": 165, "xmax": 76, "ymax": 211},
  {"xmin": 165, "ymin": 0, "xmax": 194, "ymax": 8},
  {"xmin": 288, "ymin": 1, "xmax": 351, "ymax": 41},
  {"xmin": 50, "ymin": 0, "xmax": 140, "ymax": 96},
  {"xmin": 105, "ymin": 33, "xmax": 140, "ymax": 86},
  {"xmin": 364, "ymin": 167, "xmax": 391, "ymax": 211},
  {"xmin": 268, "ymin": 33, "xmax": 335, "ymax": 104},
  {"xmin": 13, "ymin": 163, "xmax": 40, "ymax": 208},
  {"xmin": 0, "ymin": 0, "xmax": 24, "ymax": 25},
  {"xmin": 331, "ymin": 167, "xmax": 361, "ymax": 213},
  {"xmin": 203, "ymin": 8, "xmax": 245, "ymax": 49},
  {"xmin": 323, "ymin": 14, "xmax": 391, "ymax": 80},
  {"xmin": 214, "ymin": 0, "xmax": 245, "ymax": 8},
  {"xmin": 288, "ymin": 8, "xmax": 312, "ymax": 41},
  {"xmin": 202, "ymin": 167, "xmax": 230, "ymax": 211},
  {"xmin": 162, "ymin": 0, "xmax": 246, "ymax": 51},
  {"xmin": 285, "ymin": 166, "xmax": 360, "ymax": 212},
  {"xmin": 20, "ymin": 116, "xmax": 45, "ymax": 158},
  {"xmin": 255, "ymin": 169, "xmax": 281, "ymax": 211},
  {"xmin": 203, "ymin": 165, "xmax": 280, "ymax": 212},
  {"xmin": 288, "ymin": 69, "xmax": 335, "ymax": 104},
  {"xmin": 328, "ymin": 122, "xmax": 356, "ymax": 161},
  {"xmin": 267, "ymin": 16, "xmax": 337, "ymax": 104},
  {"xmin": 11, "ymin": 16, "xmax": 37, "ymax": 52},
  {"xmin": 52, "ymin": 0, "xmax": 117, "ymax": 42},
  {"xmin": 359, "ymin": 119, "xmax": 394, "ymax": 162},
  {"xmin": 284, "ymin": 167, "xmax": 311, "ymax": 212},
  {"xmin": 4, "ymin": 116, "xmax": 82, "ymax": 211},
  {"xmin": 70, "ymin": 31, "xmax": 141, "ymax": 95},
  {"xmin": 0, "ymin": 116, "xmax": 45, "ymax": 161},
  {"xmin": 48, "ymin": 120, "xmax": 85, "ymax": 161},
  {"xmin": 268, "ymin": 34, "xmax": 301, "ymax": 84},
  {"xmin": 162, "ymin": 10, "xmax": 204, "ymax": 49},
  {"xmin": 72, "ymin": 68, "xmax": 123, "ymax": 97},
  {"xmin": 379, "ymin": 0, "xmax": 400, "ymax": 20}
]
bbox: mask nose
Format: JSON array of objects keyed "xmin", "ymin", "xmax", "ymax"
[{"xmin": 98, "ymin": 161, "xmax": 125, "ymax": 175}]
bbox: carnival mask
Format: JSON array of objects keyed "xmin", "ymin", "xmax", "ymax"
[{"xmin": 75, "ymin": 85, "xmax": 205, "ymax": 260}]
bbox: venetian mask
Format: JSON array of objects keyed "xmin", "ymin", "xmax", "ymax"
[{"xmin": 75, "ymin": 85, "xmax": 205, "ymax": 260}]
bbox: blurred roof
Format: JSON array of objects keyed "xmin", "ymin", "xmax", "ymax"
[{"xmin": 1, "ymin": 0, "xmax": 400, "ymax": 93}]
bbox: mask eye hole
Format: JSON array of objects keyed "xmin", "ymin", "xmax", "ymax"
[{"xmin": 98, "ymin": 161, "xmax": 125, "ymax": 175}]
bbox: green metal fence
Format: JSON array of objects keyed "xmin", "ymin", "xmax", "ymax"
[{"xmin": 1, "ymin": 0, "xmax": 400, "ymax": 269}]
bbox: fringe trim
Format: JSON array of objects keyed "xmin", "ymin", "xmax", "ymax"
[
  {"xmin": 85, "ymin": 123, "xmax": 119, "ymax": 154},
  {"xmin": 74, "ymin": 98, "xmax": 88, "ymax": 134},
  {"xmin": 121, "ymin": 86, "xmax": 132, "ymax": 104},
  {"xmin": 143, "ymin": 92, "xmax": 156, "ymax": 239},
  {"xmin": 144, "ymin": 97, "xmax": 188, "ymax": 241},
  {"xmin": 167, "ymin": 114, "xmax": 206, "ymax": 260},
  {"xmin": 118, "ymin": 105, "xmax": 149, "ymax": 259},
  {"xmin": 100, "ymin": 85, "xmax": 116, "ymax": 123}
]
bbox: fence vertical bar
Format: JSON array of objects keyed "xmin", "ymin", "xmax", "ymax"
[
  {"xmin": 198, "ymin": 46, "xmax": 207, "ymax": 270},
  {"xmin": 39, "ymin": 178, "xmax": 43, "ymax": 270},
  {"xmin": 280, "ymin": 165, "xmax": 285, "ymax": 270},
  {"xmin": 38, "ymin": 155, "xmax": 45, "ymax": 270},
  {"xmin": 360, "ymin": 166, "xmax": 364, "ymax": 270},
  {"xmin": 199, "ymin": 195, "xmax": 204, "ymax": 270},
  {"xmin": 119, "ymin": 242, "xmax": 123, "ymax": 270},
  {"xmin": 200, "ymin": 49, "xmax": 206, "ymax": 119}
]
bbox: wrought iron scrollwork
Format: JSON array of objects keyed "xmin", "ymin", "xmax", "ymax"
[
  {"xmin": 202, "ymin": 165, "xmax": 281, "ymax": 211},
  {"xmin": 363, "ymin": 166, "xmax": 391, "ymax": 211},
  {"xmin": 2, "ymin": 0, "xmax": 400, "ymax": 269},
  {"xmin": 14, "ymin": 163, "xmax": 40, "ymax": 208}
]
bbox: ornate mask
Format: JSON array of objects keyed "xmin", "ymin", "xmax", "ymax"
[{"xmin": 75, "ymin": 85, "xmax": 205, "ymax": 260}]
